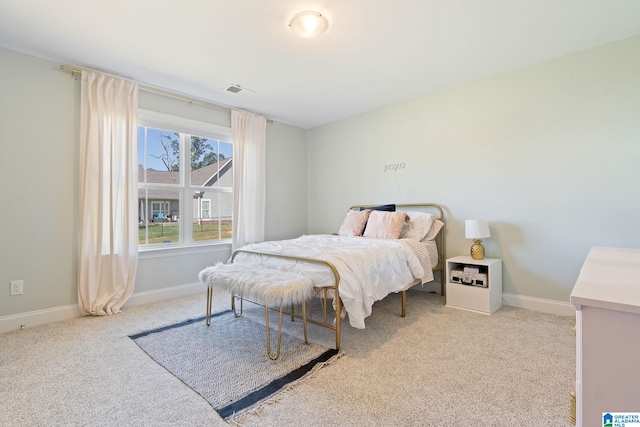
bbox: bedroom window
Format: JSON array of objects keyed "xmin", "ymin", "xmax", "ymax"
[{"xmin": 137, "ymin": 109, "xmax": 232, "ymax": 249}]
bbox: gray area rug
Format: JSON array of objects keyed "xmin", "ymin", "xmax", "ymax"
[{"xmin": 129, "ymin": 310, "xmax": 340, "ymax": 420}]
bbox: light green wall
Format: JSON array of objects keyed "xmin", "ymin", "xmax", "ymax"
[
  {"xmin": 0, "ymin": 49, "xmax": 79, "ymax": 314},
  {"xmin": 307, "ymin": 35, "xmax": 640, "ymax": 303},
  {"xmin": 265, "ymin": 122, "xmax": 308, "ymax": 241},
  {"xmin": 0, "ymin": 48, "xmax": 307, "ymax": 316}
]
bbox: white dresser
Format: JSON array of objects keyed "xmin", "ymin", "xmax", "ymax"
[{"xmin": 570, "ymin": 247, "xmax": 640, "ymax": 427}]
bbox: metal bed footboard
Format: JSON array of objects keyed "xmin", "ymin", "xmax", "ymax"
[{"xmin": 230, "ymin": 249, "xmax": 343, "ymax": 350}]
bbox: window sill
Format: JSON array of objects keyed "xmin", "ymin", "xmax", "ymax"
[{"xmin": 138, "ymin": 241, "xmax": 232, "ymax": 260}]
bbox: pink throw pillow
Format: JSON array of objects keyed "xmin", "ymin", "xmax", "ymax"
[
  {"xmin": 363, "ymin": 211, "xmax": 407, "ymax": 239},
  {"xmin": 338, "ymin": 209, "xmax": 371, "ymax": 237}
]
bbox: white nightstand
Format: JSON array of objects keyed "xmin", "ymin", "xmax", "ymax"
[{"xmin": 446, "ymin": 256, "xmax": 502, "ymax": 314}]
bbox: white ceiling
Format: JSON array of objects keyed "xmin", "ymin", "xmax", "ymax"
[{"xmin": 1, "ymin": 0, "xmax": 640, "ymax": 129}]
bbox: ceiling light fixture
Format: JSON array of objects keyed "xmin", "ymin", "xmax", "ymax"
[{"xmin": 289, "ymin": 11, "xmax": 329, "ymax": 37}]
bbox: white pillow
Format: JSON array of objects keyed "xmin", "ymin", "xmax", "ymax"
[{"xmin": 399, "ymin": 211, "xmax": 435, "ymax": 241}]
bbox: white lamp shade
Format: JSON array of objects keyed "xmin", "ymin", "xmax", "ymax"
[
  {"xmin": 465, "ymin": 219, "xmax": 490, "ymax": 239},
  {"xmin": 289, "ymin": 11, "xmax": 329, "ymax": 37}
]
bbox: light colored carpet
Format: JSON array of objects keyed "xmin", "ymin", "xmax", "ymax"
[{"xmin": 0, "ymin": 288, "xmax": 576, "ymax": 426}]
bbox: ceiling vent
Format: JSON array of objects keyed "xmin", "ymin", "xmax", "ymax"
[{"xmin": 223, "ymin": 84, "xmax": 256, "ymax": 97}]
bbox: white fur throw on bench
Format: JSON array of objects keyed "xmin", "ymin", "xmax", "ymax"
[{"xmin": 198, "ymin": 262, "xmax": 314, "ymax": 305}]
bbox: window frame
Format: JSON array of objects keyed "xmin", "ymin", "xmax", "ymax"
[{"xmin": 138, "ymin": 109, "xmax": 232, "ymax": 253}]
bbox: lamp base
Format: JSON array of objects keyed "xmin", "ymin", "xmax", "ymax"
[{"xmin": 470, "ymin": 240, "xmax": 485, "ymax": 260}]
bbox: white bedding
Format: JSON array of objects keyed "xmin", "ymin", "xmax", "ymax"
[{"xmin": 233, "ymin": 234, "xmax": 435, "ymax": 329}]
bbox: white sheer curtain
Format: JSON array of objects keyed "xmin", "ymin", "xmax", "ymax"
[
  {"xmin": 78, "ymin": 71, "xmax": 138, "ymax": 315},
  {"xmin": 231, "ymin": 109, "xmax": 267, "ymax": 251}
]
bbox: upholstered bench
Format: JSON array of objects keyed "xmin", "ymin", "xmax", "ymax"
[{"xmin": 198, "ymin": 262, "xmax": 314, "ymax": 360}]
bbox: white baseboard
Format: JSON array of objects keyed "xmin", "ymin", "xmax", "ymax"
[
  {"xmin": 0, "ymin": 282, "xmax": 205, "ymax": 334},
  {"xmin": 502, "ymin": 293, "xmax": 576, "ymax": 317},
  {"xmin": 123, "ymin": 282, "xmax": 203, "ymax": 308},
  {"xmin": 413, "ymin": 285, "xmax": 576, "ymax": 317},
  {"xmin": 0, "ymin": 304, "xmax": 83, "ymax": 334}
]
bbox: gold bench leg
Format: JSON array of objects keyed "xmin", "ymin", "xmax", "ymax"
[
  {"xmin": 208, "ymin": 288, "xmax": 243, "ymax": 325},
  {"xmin": 265, "ymin": 301, "xmax": 284, "ymax": 360},
  {"xmin": 302, "ymin": 300, "xmax": 308, "ymax": 344},
  {"xmin": 209, "ymin": 290, "xmax": 310, "ymax": 360},
  {"xmin": 231, "ymin": 294, "xmax": 243, "ymax": 317},
  {"xmin": 206, "ymin": 285, "xmax": 213, "ymax": 326}
]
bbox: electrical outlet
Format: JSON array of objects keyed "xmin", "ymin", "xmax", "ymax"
[{"xmin": 10, "ymin": 280, "xmax": 23, "ymax": 296}]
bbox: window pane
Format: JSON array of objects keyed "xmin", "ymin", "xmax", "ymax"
[
  {"xmin": 219, "ymin": 192, "xmax": 232, "ymax": 239},
  {"xmin": 219, "ymin": 141, "xmax": 232, "ymax": 167},
  {"xmin": 138, "ymin": 188, "xmax": 181, "ymax": 245},
  {"xmin": 190, "ymin": 135, "xmax": 232, "ymax": 243},
  {"xmin": 138, "ymin": 126, "xmax": 181, "ymax": 185},
  {"xmin": 190, "ymin": 136, "xmax": 231, "ymax": 189},
  {"xmin": 192, "ymin": 191, "xmax": 232, "ymax": 241}
]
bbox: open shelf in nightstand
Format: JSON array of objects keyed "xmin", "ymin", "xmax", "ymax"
[{"xmin": 445, "ymin": 256, "xmax": 502, "ymax": 314}]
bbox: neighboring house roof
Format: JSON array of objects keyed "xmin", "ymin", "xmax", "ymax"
[
  {"xmin": 138, "ymin": 158, "xmax": 232, "ymax": 199},
  {"xmin": 191, "ymin": 157, "xmax": 232, "ymax": 186},
  {"xmin": 140, "ymin": 166, "xmax": 180, "ymax": 185}
]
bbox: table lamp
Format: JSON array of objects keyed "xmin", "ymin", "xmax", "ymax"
[{"xmin": 465, "ymin": 219, "xmax": 490, "ymax": 260}]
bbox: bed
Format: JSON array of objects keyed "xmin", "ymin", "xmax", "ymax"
[{"xmin": 211, "ymin": 203, "xmax": 445, "ymax": 350}]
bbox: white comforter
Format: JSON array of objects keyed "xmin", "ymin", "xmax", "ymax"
[{"xmin": 234, "ymin": 234, "xmax": 430, "ymax": 329}]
